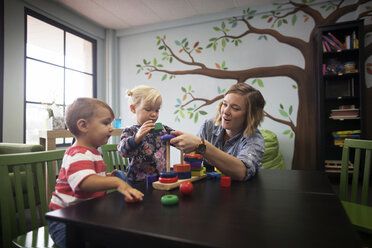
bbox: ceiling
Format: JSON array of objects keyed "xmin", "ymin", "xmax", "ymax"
[{"xmin": 54, "ymin": 0, "xmax": 277, "ymax": 30}]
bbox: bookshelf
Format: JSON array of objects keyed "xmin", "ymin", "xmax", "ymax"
[{"xmin": 316, "ymin": 20, "xmax": 365, "ymax": 174}]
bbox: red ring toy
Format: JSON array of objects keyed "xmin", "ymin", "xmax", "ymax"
[
  {"xmin": 221, "ymin": 177, "xmax": 231, "ymax": 187},
  {"xmin": 159, "ymin": 176, "xmax": 178, "ymax": 183}
]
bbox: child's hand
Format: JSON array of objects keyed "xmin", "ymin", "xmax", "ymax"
[
  {"xmin": 117, "ymin": 181, "xmax": 144, "ymax": 201},
  {"xmin": 135, "ymin": 120, "xmax": 155, "ymax": 144},
  {"xmin": 107, "ymin": 169, "xmax": 118, "ymax": 177}
]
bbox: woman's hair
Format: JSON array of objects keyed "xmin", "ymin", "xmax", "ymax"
[
  {"xmin": 214, "ymin": 83, "xmax": 265, "ymax": 137},
  {"xmin": 126, "ymin": 85, "xmax": 162, "ymax": 107},
  {"xmin": 65, "ymin": 97, "xmax": 114, "ymax": 136}
]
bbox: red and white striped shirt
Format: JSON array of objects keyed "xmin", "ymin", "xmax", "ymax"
[{"xmin": 49, "ymin": 146, "xmax": 107, "ymax": 210}]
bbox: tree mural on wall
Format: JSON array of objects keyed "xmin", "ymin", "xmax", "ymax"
[{"xmin": 137, "ymin": 0, "xmax": 372, "ymax": 170}]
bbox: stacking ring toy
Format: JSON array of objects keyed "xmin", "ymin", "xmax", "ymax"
[
  {"xmin": 160, "ymin": 171, "xmax": 177, "ymax": 178},
  {"xmin": 161, "ymin": 195, "xmax": 179, "ymax": 205},
  {"xmin": 160, "ymin": 134, "xmax": 175, "ymax": 141},
  {"xmin": 159, "ymin": 176, "xmax": 178, "ymax": 183}
]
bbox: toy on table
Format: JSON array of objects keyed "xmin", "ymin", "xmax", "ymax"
[
  {"xmin": 161, "ymin": 195, "xmax": 179, "ymax": 206},
  {"xmin": 221, "ymin": 177, "xmax": 231, "ymax": 187},
  {"xmin": 152, "ymin": 134, "xmax": 207, "ymax": 191},
  {"xmin": 150, "ymin": 122, "xmax": 163, "ymax": 133},
  {"xmin": 179, "ymin": 181, "xmax": 193, "ymax": 195}
]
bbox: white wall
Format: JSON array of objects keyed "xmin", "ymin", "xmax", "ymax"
[
  {"xmin": 3, "ymin": 0, "xmax": 107, "ymax": 143},
  {"xmin": 117, "ymin": 0, "xmax": 370, "ymax": 169}
]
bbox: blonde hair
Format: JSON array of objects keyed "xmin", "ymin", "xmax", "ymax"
[
  {"xmin": 214, "ymin": 83, "xmax": 265, "ymax": 137},
  {"xmin": 126, "ymin": 85, "xmax": 162, "ymax": 107},
  {"xmin": 65, "ymin": 97, "xmax": 114, "ymax": 136}
]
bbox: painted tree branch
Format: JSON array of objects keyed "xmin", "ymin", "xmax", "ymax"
[
  {"xmin": 181, "ymin": 93, "xmax": 224, "ymax": 111},
  {"xmin": 264, "ymin": 111, "xmax": 296, "ymax": 132},
  {"xmin": 325, "ymin": 0, "xmax": 370, "ymax": 24}
]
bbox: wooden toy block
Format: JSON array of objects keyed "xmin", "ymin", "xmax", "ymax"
[
  {"xmin": 152, "ymin": 174, "xmax": 207, "ymax": 191},
  {"xmin": 161, "ymin": 134, "xmax": 176, "ymax": 172},
  {"xmin": 191, "ymin": 170, "xmax": 204, "ymax": 177},
  {"xmin": 173, "ymin": 163, "xmax": 191, "ymax": 172},
  {"xmin": 151, "ymin": 122, "xmax": 163, "ymax": 133},
  {"xmin": 177, "ymin": 171, "xmax": 191, "ymax": 179}
]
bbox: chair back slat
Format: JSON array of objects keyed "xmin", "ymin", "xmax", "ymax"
[
  {"xmin": 0, "ymin": 150, "xmax": 65, "ymax": 248},
  {"xmin": 350, "ymin": 148, "xmax": 361, "ymax": 202},
  {"xmin": 361, "ymin": 149, "xmax": 371, "ymax": 205},
  {"xmin": 101, "ymin": 144, "xmax": 128, "ymax": 172},
  {"xmin": 340, "ymin": 139, "xmax": 372, "ymax": 205}
]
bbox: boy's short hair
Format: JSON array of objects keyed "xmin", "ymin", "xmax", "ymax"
[
  {"xmin": 65, "ymin": 98, "xmax": 115, "ymax": 136},
  {"xmin": 126, "ymin": 85, "xmax": 162, "ymax": 107}
]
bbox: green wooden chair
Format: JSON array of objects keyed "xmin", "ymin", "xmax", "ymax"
[
  {"xmin": 101, "ymin": 144, "xmax": 128, "ymax": 172},
  {"xmin": 339, "ymin": 139, "xmax": 372, "ymax": 243},
  {"xmin": 0, "ymin": 150, "xmax": 65, "ymax": 248}
]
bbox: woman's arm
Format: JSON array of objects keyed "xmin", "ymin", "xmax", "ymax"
[{"xmin": 170, "ymin": 131, "xmax": 246, "ymax": 181}]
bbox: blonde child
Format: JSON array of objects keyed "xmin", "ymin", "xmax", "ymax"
[
  {"xmin": 118, "ymin": 85, "xmax": 173, "ymax": 183},
  {"xmin": 48, "ymin": 97, "xmax": 144, "ymax": 248}
]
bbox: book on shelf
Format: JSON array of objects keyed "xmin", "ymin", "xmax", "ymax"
[
  {"xmin": 328, "ymin": 32, "xmax": 346, "ymax": 49},
  {"xmin": 322, "ymin": 31, "xmax": 358, "ymax": 52},
  {"xmin": 322, "ymin": 35, "xmax": 343, "ymax": 51},
  {"xmin": 329, "ymin": 108, "xmax": 359, "ymax": 120},
  {"xmin": 331, "ymin": 130, "xmax": 361, "ymax": 147}
]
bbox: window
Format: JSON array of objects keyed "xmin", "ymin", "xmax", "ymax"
[{"xmin": 25, "ymin": 9, "xmax": 96, "ymax": 144}]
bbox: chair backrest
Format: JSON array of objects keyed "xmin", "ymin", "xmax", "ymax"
[
  {"xmin": 101, "ymin": 144, "xmax": 128, "ymax": 172},
  {"xmin": 339, "ymin": 139, "xmax": 372, "ymax": 205},
  {"xmin": 0, "ymin": 150, "xmax": 65, "ymax": 248}
]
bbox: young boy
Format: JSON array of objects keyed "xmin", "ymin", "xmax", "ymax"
[{"xmin": 48, "ymin": 98, "xmax": 144, "ymax": 248}]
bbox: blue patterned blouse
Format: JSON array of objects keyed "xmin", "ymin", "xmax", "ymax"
[{"xmin": 197, "ymin": 119, "xmax": 265, "ymax": 181}]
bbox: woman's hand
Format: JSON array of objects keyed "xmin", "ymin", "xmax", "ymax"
[
  {"xmin": 170, "ymin": 130, "xmax": 200, "ymax": 153},
  {"xmin": 135, "ymin": 120, "xmax": 155, "ymax": 144}
]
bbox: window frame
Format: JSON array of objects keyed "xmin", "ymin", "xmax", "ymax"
[{"xmin": 24, "ymin": 8, "xmax": 97, "ymax": 145}]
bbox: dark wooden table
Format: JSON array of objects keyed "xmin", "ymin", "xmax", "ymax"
[{"xmin": 46, "ymin": 169, "xmax": 362, "ymax": 248}]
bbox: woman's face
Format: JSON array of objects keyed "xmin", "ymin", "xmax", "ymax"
[{"xmin": 220, "ymin": 93, "xmax": 247, "ymax": 136}]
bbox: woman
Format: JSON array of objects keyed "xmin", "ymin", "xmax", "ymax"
[{"xmin": 170, "ymin": 83, "xmax": 265, "ymax": 181}]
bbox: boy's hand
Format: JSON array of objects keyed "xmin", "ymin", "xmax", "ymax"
[
  {"xmin": 135, "ymin": 120, "xmax": 155, "ymax": 144},
  {"xmin": 107, "ymin": 169, "xmax": 118, "ymax": 177},
  {"xmin": 117, "ymin": 181, "xmax": 144, "ymax": 201}
]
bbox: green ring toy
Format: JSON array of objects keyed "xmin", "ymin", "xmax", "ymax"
[{"xmin": 161, "ymin": 195, "xmax": 179, "ymax": 206}]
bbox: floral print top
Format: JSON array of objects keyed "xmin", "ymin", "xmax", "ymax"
[{"xmin": 118, "ymin": 124, "xmax": 173, "ymax": 182}]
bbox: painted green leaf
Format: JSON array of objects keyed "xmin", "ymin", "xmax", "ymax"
[
  {"xmin": 278, "ymin": 20, "xmax": 282, "ymax": 27},
  {"xmin": 182, "ymin": 38, "xmax": 187, "ymax": 44},
  {"xmin": 161, "ymin": 74, "xmax": 167, "ymax": 81},
  {"xmin": 289, "ymin": 105, "xmax": 293, "ymax": 115},
  {"xmin": 232, "ymin": 22, "xmax": 237, "ymax": 28},
  {"xmin": 280, "ymin": 104, "xmax": 284, "ymax": 109},
  {"xmin": 290, "ymin": 132, "xmax": 294, "ymax": 138},
  {"xmin": 257, "ymin": 79, "xmax": 264, "ymax": 87},
  {"xmin": 188, "ymin": 85, "xmax": 192, "ymax": 91},
  {"xmin": 174, "ymin": 110, "xmax": 179, "ymax": 114},
  {"xmin": 291, "ymin": 14, "xmax": 297, "ymax": 26},
  {"xmin": 206, "ymin": 43, "xmax": 213, "ymax": 48},
  {"xmin": 209, "ymin": 38, "xmax": 217, "ymax": 41},
  {"xmin": 279, "ymin": 109, "xmax": 288, "ymax": 117},
  {"xmin": 136, "ymin": 69, "xmax": 141, "ymax": 74},
  {"xmin": 213, "ymin": 27, "xmax": 221, "ymax": 32},
  {"xmin": 187, "ymin": 107, "xmax": 194, "ymax": 111},
  {"xmin": 156, "ymin": 36, "xmax": 161, "ymax": 40},
  {"xmin": 252, "ymin": 79, "xmax": 257, "ymax": 85},
  {"xmin": 153, "ymin": 58, "xmax": 157, "ymax": 66},
  {"xmin": 194, "ymin": 112, "xmax": 199, "ymax": 123},
  {"xmin": 181, "ymin": 87, "xmax": 187, "ymax": 93},
  {"xmin": 221, "ymin": 22, "xmax": 226, "ymax": 29},
  {"xmin": 180, "ymin": 111, "xmax": 185, "ymax": 119},
  {"xmin": 177, "ymin": 98, "xmax": 182, "ymax": 104},
  {"xmin": 261, "ymin": 15, "xmax": 269, "ymax": 19},
  {"xmin": 283, "ymin": 130, "xmax": 291, "ymax": 135},
  {"xmin": 157, "ymin": 64, "xmax": 163, "ymax": 67},
  {"xmin": 283, "ymin": 19, "xmax": 288, "ymax": 24},
  {"xmin": 213, "ymin": 43, "xmax": 217, "ymax": 51},
  {"xmin": 199, "ymin": 111, "xmax": 207, "ymax": 115},
  {"xmin": 218, "ymin": 86, "xmax": 222, "ymax": 94},
  {"xmin": 169, "ymin": 57, "xmax": 173, "ymax": 63},
  {"xmin": 175, "ymin": 40, "xmax": 181, "ymax": 46},
  {"xmin": 292, "ymin": 84, "xmax": 297, "ymax": 89},
  {"xmin": 189, "ymin": 113, "xmax": 194, "ymax": 119},
  {"xmin": 175, "ymin": 116, "xmax": 180, "ymax": 122},
  {"xmin": 222, "ymin": 39, "xmax": 226, "ymax": 48},
  {"xmin": 158, "ymin": 45, "xmax": 165, "ymax": 50}
]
